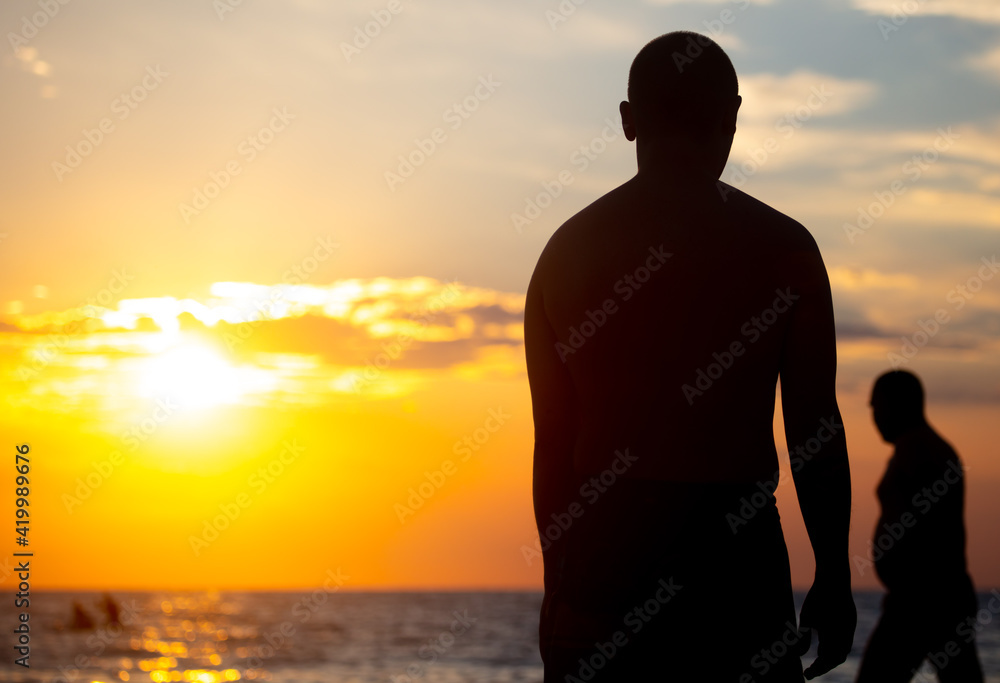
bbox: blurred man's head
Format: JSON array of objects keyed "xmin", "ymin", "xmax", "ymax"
[
  {"xmin": 621, "ymin": 31, "xmax": 741, "ymax": 177},
  {"xmin": 870, "ymin": 369, "xmax": 927, "ymax": 444}
]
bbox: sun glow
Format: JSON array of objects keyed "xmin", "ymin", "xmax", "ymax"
[{"xmin": 134, "ymin": 343, "xmax": 268, "ymax": 410}]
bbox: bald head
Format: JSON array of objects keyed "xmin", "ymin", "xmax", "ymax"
[
  {"xmin": 626, "ymin": 31, "xmax": 740, "ymax": 141},
  {"xmin": 870, "ymin": 369, "xmax": 927, "ymax": 443}
]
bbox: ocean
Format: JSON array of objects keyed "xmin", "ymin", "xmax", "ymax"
[{"xmin": 0, "ymin": 590, "xmax": 996, "ymax": 682}]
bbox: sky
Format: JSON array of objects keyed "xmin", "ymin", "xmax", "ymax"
[{"xmin": 0, "ymin": 0, "xmax": 998, "ymax": 592}]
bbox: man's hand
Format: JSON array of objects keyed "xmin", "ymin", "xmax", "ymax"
[{"xmin": 796, "ymin": 577, "xmax": 857, "ymax": 679}]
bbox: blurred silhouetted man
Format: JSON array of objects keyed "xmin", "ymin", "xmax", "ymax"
[
  {"xmin": 856, "ymin": 369, "xmax": 983, "ymax": 682},
  {"xmin": 525, "ymin": 31, "xmax": 856, "ymax": 681}
]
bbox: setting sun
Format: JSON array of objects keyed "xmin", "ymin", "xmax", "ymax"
[{"xmin": 133, "ymin": 340, "xmax": 270, "ymax": 410}]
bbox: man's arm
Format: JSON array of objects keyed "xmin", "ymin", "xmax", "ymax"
[
  {"xmin": 524, "ymin": 269, "xmax": 579, "ymax": 587},
  {"xmin": 779, "ymin": 242, "xmax": 856, "ymax": 679}
]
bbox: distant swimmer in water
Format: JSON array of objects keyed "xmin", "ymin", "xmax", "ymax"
[
  {"xmin": 525, "ymin": 30, "xmax": 856, "ymax": 681},
  {"xmin": 70, "ymin": 600, "xmax": 96, "ymax": 630},
  {"xmin": 101, "ymin": 592, "xmax": 121, "ymax": 626}
]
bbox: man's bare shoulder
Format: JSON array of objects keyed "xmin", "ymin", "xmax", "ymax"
[
  {"xmin": 540, "ymin": 180, "xmax": 636, "ymax": 250},
  {"xmin": 535, "ymin": 179, "xmax": 821, "ymax": 275},
  {"xmin": 717, "ymin": 182, "xmax": 821, "ymax": 252},
  {"xmin": 528, "ymin": 180, "xmax": 636, "ymax": 289}
]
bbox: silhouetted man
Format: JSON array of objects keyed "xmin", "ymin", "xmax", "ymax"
[
  {"xmin": 525, "ymin": 31, "xmax": 856, "ymax": 681},
  {"xmin": 856, "ymin": 369, "xmax": 983, "ymax": 682}
]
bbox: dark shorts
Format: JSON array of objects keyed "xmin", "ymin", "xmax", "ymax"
[{"xmin": 541, "ymin": 478, "xmax": 804, "ymax": 683}]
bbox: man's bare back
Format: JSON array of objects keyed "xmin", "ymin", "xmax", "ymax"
[{"xmin": 528, "ymin": 173, "xmax": 832, "ymax": 482}]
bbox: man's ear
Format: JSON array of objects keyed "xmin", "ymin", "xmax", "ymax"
[
  {"xmin": 620, "ymin": 100, "xmax": 636, "ymax": 142},
  {"xmin": 725, "ymin": 95, "xmax": 742, "ymax": 136}
]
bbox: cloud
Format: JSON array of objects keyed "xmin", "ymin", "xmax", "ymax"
[
  {"xmin": 851, "ymin": 0, "xmax": 1000, "ymax": 24},
  {"xmin": 3, "ymin": 45, "xmax": 56, "ymax": 98},
  {"xmin": 725, "ymin": 117, "xmax": 1000, "ymax": 238},
  {"xmin": 836, "ymin": 319, "xmax": 887, "ymax": 340},
  {"xmin": 737, "ymin": 71, "xmax": 878, "ymax": 126},
  {"xmin": 967, "ymin": 45, "xmax": 1000, "ymax": 84},
  {"xmin": 829, "ymin": 267, "xmax": 920, "ymax": 291},
  {"xmin": 0, "ymin": 277, "xmax": 528, "ymax": 408}
]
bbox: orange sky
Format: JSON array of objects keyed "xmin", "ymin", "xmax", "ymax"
[
  {"xmin": 1, "ymin": 1, "xmax": 999, "ymax": 592},
  {"xmin": 0, "ymin": 277, "xmax": 997, "ymax": 591}
]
